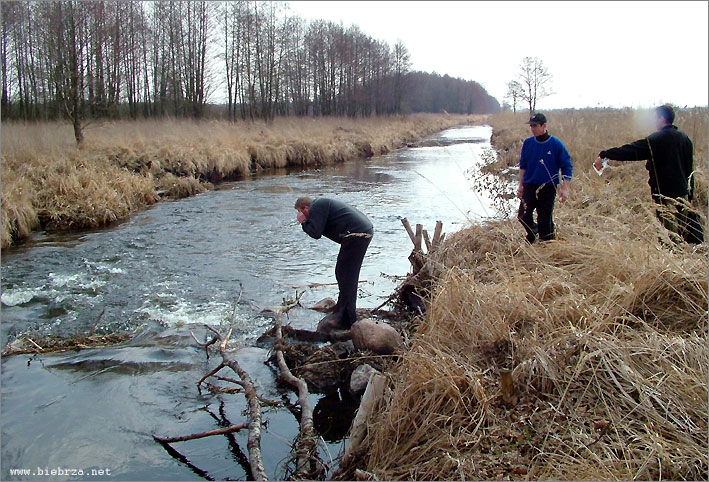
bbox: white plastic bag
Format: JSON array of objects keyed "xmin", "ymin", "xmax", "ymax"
[{"xmin": 593, "ymin": 158, "xmax": 608, "ymax": 176}]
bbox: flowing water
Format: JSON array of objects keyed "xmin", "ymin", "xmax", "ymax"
[{"xmin": 1, "ymin": 125, "xmax": 508, "ymax": 481}]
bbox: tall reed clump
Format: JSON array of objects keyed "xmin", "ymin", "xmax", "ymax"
[
  {"xmin": 357, "ymin": 108, "xmax": 708, "ymax": 481},
  {"xmin": 1, "ymin": 157, "xmax": 39, "ymax": 247},
  {"xmin": 1, "ymin": 113, "xmax": 485, "ymax": 248}
]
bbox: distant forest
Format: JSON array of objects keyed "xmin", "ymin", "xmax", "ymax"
[{"xmin": 1, "ymin": 0, "xmax": 500, "ymax": 123}]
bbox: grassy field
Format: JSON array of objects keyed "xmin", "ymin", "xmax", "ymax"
[
  {"xmin": 1, "ymin": 113, "xmax": 485, "ymax": 248},
  {"xmin": 356, "ymin": 108, "xmax": 708, "ymax": 480}
]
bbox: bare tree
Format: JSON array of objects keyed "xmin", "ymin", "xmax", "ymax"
[
  {"xmin": 221, "ymin": 1, "xmax": 246, "ymax": 121},
  {"xmin": 517, "ymin": 56, "xmax": 552, "ymax": 114},
  {"xmin": 392, "ymin": 40, "xmax": 411, "ymax": 114},
  {"xmin": 505, "ymin": 80, "xmax": 523, "ymax": 113},
  {"xmin": 280, "ymin": 13, "xmax": 309, "ymax": 116},
  {"xmin": 2, "ymin": 1, "xmax": 19, "ymax": 118},
  {"xmin": 46, "ymin": 1, "xmax": 90, "ymax": 145}
]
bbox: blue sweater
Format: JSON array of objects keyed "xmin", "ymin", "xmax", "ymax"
[{"xmin": 519, "ymin": 135, "xmax": 573, "ymax": 186}]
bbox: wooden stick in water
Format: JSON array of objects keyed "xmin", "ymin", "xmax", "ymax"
[
  {"xmin": 401, "ymin": 218, "xmax": 417, "ymax": 245},
  {"xmin": 153, "ymin": 424, "xmax": 248, "ymax": 444},
  {"xmin": 291, "ymin": 280, "xmax": 367, "ymax": 289}
]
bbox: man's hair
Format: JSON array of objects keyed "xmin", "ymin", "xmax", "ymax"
[
  {"xmin": 655, "ymin": 104, "xmax": 675, "ymax": 125},
  {"xmin": 294, "ymin": 196, "xmax": 312, "ymax": 210}
]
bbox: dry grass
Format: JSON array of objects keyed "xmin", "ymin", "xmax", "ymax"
[
  {"xmin": 359, "ymin": 108, "xmax": 708, "ymax": 481},
  {"xmin": 1, "ymin": 113, "xmax": 484, "ymax": 248}
]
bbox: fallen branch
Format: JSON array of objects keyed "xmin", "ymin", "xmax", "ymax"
[
  {"xmin": 273, "ymin": 313, "xmax": 324, "ymax": 479},
  {"xmin": 291, "ymin": 280, "xmax": 367, "ymax": 289},
  {"xmin": 259, "ymin": 324, "xmax": 352, "ymax": 344},
  {"xmin": 158, "ymin": 325, "xmax": 267, "ymax": 481},
  {"xmin": 25, "ymin": 337, "xmax": 44, "ymax": 352},
  {"xmin": 89, "ymin": 308, "xmax": 106, "ymax": 336},
  {"xmin": 153, "ymin": 423, "xmax": 248, "ymax": 444},
  {"xmin": 196, "ymin": 362, "xmax": 226, "ymax": 394},
  {"xmin": 156, "ymin": 289, "xmax": 266, "ymax": 481},
  {"xmin": 211, "ymin": 325, "xmax": 268, "ymax": 481},
  {"xmin": 261, "ymin": 291, "xmax": 304, "ymax": 315},
  {"xmin": 337, "ymin": 373, "xmax": 387, "ymax": 477}
]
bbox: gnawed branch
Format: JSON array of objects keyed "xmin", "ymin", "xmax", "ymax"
[
  {"xmin": 335, "ymin": 373, "xmax": 387, "ymax": 479},
  {"xmin": 153, "ymin": 423, "xmax": 248, "ymax": 444},
  {"xmin": 210, "ymin": 325, "xmax": 268, "ymax": 481},
  {"xmin": 388, "ymin": 219, "xmax": 445, "ymax": 313},
  {"xmin": 273, "ymin": 312, "xmax": 325, "ymax": 479},
  {"xmin": 196, "ymin": 361, "xmax": 226, "ymax": 394}
]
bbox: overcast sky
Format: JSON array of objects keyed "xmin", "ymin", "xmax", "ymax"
[{"xmin": 286, "ymin": 0, "xmax": 708, "ymax": 110}]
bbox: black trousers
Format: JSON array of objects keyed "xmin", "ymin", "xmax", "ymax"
[
  {"xmin": 652, "ymin": 194, "xmax": 704, "ymax": 244},
  {"xmin": 334, "ymin": 231, "xmax": 373, "ymax": 328},
  {"xmin": 518, "ymin": 183, "xmax": 557, "ymax": 243}
]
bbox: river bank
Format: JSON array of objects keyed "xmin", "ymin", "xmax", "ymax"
[
  {"xmin": 2, "ymin": 124, "xmax": 500, "ymax": 480},
  {"xmin": 346, "ymin": 108, "xmax": 708, "ymax": 480},
  {"xmin": 1, "ymin": 113, "xmax": 486, "ymax": 248}
]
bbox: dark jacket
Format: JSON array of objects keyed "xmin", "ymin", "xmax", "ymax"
[
  {"xmin": 599, "ymin": 125, "xmax": 694, "ymax": 199},
  {"xmin": 301, "ymin": 198, "xmax": 373, "ymax": 244}
]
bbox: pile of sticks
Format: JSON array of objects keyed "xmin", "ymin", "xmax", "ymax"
[
  {"xmin": 374, "ymin": 218, "xmax": 445, "ymax": 313},
  {"xmin": 401, "ymin": 217, "xmax": 444, "ymax": 275}
]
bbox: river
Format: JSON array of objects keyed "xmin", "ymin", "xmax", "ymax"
[{"xmin": 1, "ymin": 125, "xmax": 506, "ymax": 481}]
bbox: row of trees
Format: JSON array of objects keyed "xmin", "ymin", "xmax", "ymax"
[
  {"xmin": 1, "ymin": 1, "xmax": 499, "ymax": 143},
  {"xmin": 406, "ymin": 71, "xmax": 500, "ymax": 115},
  {"xmin": 220, "ymin": 2, "xmax": 418, "ymax": 120}
]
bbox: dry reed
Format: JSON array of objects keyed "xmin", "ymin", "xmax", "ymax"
[
  {"xmin": 1, "ymin": 113, "xmax": 484, "ymax": 248},
  {"xmin": 359, "ymin": 108, "xmax": 708, "ymax": 481}
]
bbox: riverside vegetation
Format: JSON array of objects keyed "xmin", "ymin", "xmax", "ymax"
[
  {"xmin": 342, "ymin": 107, "xmax": 708, "ymax": 480},
  {"xmin": 1, "ymin": 113, "xmax": 483, "ymax": 249}
]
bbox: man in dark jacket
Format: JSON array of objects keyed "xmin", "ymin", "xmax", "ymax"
[
  {"xmin": 295, "ymin": 196, "xmax": 373, "ymax": 328},
  {"xmin": 594, "ymin": 104, "xmax": 701, "ymax": 243}
]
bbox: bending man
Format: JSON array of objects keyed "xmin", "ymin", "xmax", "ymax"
[{"xmin": 295, "ymin": 196, "xmax": 374, "ymax": 328}]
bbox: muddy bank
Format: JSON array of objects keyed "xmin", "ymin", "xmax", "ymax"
[{"xmin": 1, "ymin": 114, "xmax": 487, "ymax": 248}]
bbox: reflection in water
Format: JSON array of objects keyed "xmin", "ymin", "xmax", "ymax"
[{"xmin": 313, "ymin": 391, "xmax": 360, "ymax": 443}]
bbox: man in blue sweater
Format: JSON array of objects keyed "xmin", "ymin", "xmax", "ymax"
[
  {"xmin": 516, "ymin": 113, "xmax": 573, "ymax": 243},
  {"xmin": 295, "ymin": 196, "xmax": 374, "ymax": 329}
]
